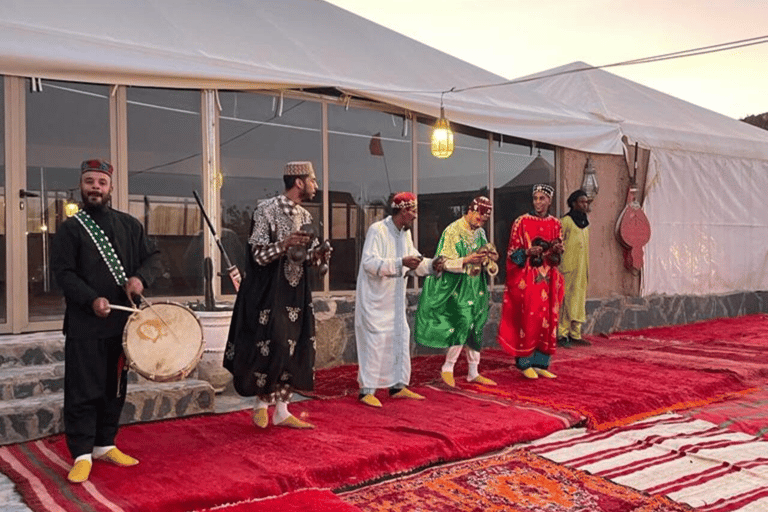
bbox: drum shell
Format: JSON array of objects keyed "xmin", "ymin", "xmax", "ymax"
[{"xmin": 122, "ymin": 301, "xmax": 204, "ymax": 382}]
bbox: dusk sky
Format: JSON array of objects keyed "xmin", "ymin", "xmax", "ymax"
[{"xmin": 326, "ymin": 0, "xmax": 767, "ymax": 120}]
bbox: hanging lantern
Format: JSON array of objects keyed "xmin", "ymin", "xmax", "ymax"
[
  {"xmin": 431, "ymin": 105, "xmax": 454, "ymax": 159},
  {"xmin": 64, "ymin": 194, "xmax": 80, "ymax": 217},
  {"xmin": 213, "ymin": 170, "xmax": 224, "ymax": 190},
  {"xmin": 581, "ymin": 156, "xmax": 599, "ymax": 202}
]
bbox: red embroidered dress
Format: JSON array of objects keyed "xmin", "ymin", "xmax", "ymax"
[{"xmin": 497, "ymin": 213, "xmax": 564, "ymax": 358}]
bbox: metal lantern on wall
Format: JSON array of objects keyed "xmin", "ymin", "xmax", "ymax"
[
  {"xmin": 431, "ymin": 105, "xmax": 454, "ymax": 159},
  {"xmin": 64, "ymin": 193, "xmax": 80, "ymax": 217},
  {"xmin": 581, "ymin": 156, "xmax": 599, "ymax": 202}
]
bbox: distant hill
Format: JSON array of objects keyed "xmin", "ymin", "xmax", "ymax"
[{"xmin": 742, "ymin": 112, "xmax": 768, "ymax": 131}]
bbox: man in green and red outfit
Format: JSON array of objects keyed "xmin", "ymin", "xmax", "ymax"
[
  {"xmin": 415, "ymin": 196, "xmax": 499, "ymax": 387},
  {"xmin": 497, "ymin": 184, "xmax": 564, "ymax": 379}
]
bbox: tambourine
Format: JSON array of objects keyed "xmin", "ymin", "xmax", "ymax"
[{"xmin": 117, "ymin": 301, "xmax": 204, "ymax": 382}]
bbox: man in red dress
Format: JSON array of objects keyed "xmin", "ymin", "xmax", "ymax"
[{"xmin": 497, "ymin": 184, "xmax": 564, "ymax": 379}]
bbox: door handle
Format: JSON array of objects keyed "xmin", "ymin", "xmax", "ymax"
[{"xmin": 19, "ymin": 189, "xmax": 40, "ymax": 198}]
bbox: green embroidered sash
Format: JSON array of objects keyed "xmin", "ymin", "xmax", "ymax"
[{"xmin": 73, "ymin": 210, "xmax": 127, "ymax": 286}]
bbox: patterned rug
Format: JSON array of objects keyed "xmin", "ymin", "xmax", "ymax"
[
  {"xmin": 530, "ymin": 413, "xmax": 768, "ymax": 511},
  {"xmin": 339, "ymin": 447, "xmax": 691, "ymax": 511}
]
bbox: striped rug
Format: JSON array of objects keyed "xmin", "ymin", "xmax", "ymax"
[{"xmin": 529, "ymin": 413, "xmax": 768, "ymax": 511}]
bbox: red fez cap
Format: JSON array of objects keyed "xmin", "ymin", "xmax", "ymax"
[
  {"xmin": 81, "ymin": 159, "xmax": 113, "ymax": 177},
  {"xmin": 391, "ymin": 192, "xmax": 417, "ymax": 210},
  {"xmin": 469, "ymin": 196, "xmax": 492, "ymax": 215}
]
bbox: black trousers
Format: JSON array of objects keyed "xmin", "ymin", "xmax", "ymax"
[{"xmin": 64, "ymin": 335, "xmax": 128, "ymax": 459}]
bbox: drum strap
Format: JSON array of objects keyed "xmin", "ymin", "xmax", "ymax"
[{"xmin": 73, "ymin": 210, "xmax": 128, "ymax": 286}]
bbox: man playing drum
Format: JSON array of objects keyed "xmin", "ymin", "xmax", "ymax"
[
  {"xmin": 224, "ymin": 161, "xmax": 331, "ymax": 429},
  {"xmin": 51, "ymin": 159, "xmax": 162, "ymax": 483}
]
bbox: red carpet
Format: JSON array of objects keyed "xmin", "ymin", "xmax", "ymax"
[
  {"xmin": 1, "ymin": 315, "xmax": 765, "ymax": 511},
  {"xmin": 595, "ymin": 314, "xmax": 768, "ymax": 382},
  {"xmin": 615, "ymin": 313, "xmax": 768, "ymax": 343},
  {"xmin": 455, "ymin": 355, "xmax": 751, "ymax": 430},
  {"xmin": 311, "ymin": 349, "xmax": 513, "ymax": 398},
  {"xmin": 0, "ymin": 386, "xmax": 574, "ymax": 512},
  {"xmin": 340, "ymin": 448, "xmax": 692, "ymax": 511},
  {"xmin": 190, "ymin": 489, "xmax": 362, "ymax": 512},
  {"xmin": 684, "ymin": 386, "xmax": 768, "ymax": 438}
]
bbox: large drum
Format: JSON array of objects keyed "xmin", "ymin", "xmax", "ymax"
[{"xmin": 122, "ymin": 301, "xmax": 204, "ymax": 382}]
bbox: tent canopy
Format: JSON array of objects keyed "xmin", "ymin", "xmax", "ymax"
[
  {"xmin": 0, "ymin": 0, "xmax": 622, "ymax": 154},
  {"xmin": 4, "ymin": 1, "xmax": 768, "ymax": 296},
  {"xmin": 516, "ymin": 62, "xmax": 768, "ymax": 160},
  {"xmin": 515, "ymin": 62, "xmax": 768, "ymax": 296}
]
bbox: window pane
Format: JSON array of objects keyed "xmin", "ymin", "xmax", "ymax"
[
  {"xmin": 328, "ymin": 106, "xmax": 411, "ymax": 290},
  {"xmin": 0, "ymin": 78, "xmax": 5, "ymax": 322},
  {"xmin": 417, "ymin": 121, "xmax": 489, "ymax": 261},
  {"xmin": 26, "ymin": 80, "xmax": 110, "ymax": 321},
  {"xmin": 127, "ymin": 88, "xmax": 201, "ymax": 297},
  {"xmin": 493, "ymin": 141, "xmax": 556, "ymax": 283},
  {"xmin": 219, "ymin": 92, "xmax": 322, "ymax": 293}
]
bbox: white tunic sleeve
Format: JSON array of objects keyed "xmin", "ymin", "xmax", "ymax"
[{"xmin": 361, "ymin": 223, "xmax": 403, "ymax": 277}]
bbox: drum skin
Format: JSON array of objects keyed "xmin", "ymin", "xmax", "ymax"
[{"xmin": 122, "ymin": 301, "xmax": 204, "ymax": 382}]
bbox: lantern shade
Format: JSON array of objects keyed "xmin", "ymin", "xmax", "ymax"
[
  {"xmin": 431, "ymin": 117, "xmax": 454, "ymax": 158},
  {"xmin": 64, "ymin": 200, "xmax": 80, "ymax": 217}
]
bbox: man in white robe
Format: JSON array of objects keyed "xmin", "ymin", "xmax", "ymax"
[{"xmin": 355, "ymin": 192, "xmax": 443, "ymax": 407}]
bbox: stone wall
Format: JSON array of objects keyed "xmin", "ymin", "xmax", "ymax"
[{"xmin": 312, "ymin": 290, "xmax": 768, "ymax": 369}]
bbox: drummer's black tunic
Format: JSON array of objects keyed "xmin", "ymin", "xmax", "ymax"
[
  {"xmin": 224, "ymin": 195, "xmax": 317, "ymax": 399},
  {"xmin": 51, "ymin": 205, "xmax": 162, "ymax": 458}
]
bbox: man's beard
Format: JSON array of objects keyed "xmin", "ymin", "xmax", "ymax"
[
  {"xmin": 300, "ymin": 188, "xmax": 315, "ymax": 202},
  {"xmin": 82, "ymin": 191, "xmax": 111, "ymax": 211}
]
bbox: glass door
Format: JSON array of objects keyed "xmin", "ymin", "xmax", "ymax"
[
  {"xmin": 0, "ymin": 78, "xmax": 6, "ymax": 324},
  {"xmin": 25, "ymin": 80, "xmax": 110, "ymax": 322}
]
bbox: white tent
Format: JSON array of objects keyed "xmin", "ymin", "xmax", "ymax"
[
  {"xmin": 3, "ymin": 1, "xmax": 767, "ymax": 296},
  {"xmin": 0, "ymin": 0, "xmax": 622, "ymax": 155},
  {"xmin": 516, "ymin": 62, "xmax": 768, "ymax": 296}
]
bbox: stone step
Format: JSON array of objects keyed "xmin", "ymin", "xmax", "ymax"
[
  {"xmin": 0, "ymin": 379, "xmax": 215, "ymax": 446},
  {"xmin": 0, "ymin": 363, "xmax": 65, "ymax": 400},
  {"xmin": 0, "ymin": 335, "xmax": 65, "ymax": 369},
  {"xmin": 0, "ymin": 363, "xmax": 151, "ymax": 401}
]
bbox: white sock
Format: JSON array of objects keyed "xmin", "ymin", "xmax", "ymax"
[
  {"xmin": 466, "ymin": 348, "xmax": 481, "ymax": 381},
  {"xmin": 254, "ymin": 397, "xmax": 269, "ymax": 410},
  {"xmin": 442, "ymin": 345, "xmax": 463, "ymax": 373},
  {"xmin": 75, "ymin": 454, "xmax": 92, "ymax": 464},
  {"xmin": 92, "ymin": 445, "xmax": 115, "ymax": 458},
  {"xmin": 272, "ymin": 399, "xmax": 291, "ymax": 424},
  {"xmin": 467, "ymin": 363, "xmax": 480, "ymax": 381}
]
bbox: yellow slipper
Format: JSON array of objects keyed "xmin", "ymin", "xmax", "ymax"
[
  {"xmin": 95, "ymin": 448, "xmax": 139, "ymax": 467},
  {"xmin": 252, "ymin": 408, "xmax": 269, "ymax": 428},
  {"xmin": 67, "ymin": 459, "xmax": 92, "ymax": 484},
  {"xmin": 521, "ymin": 367, "xmax": 539, "ymax": 379},
  {"xmin": 534, "ymin": 368, "xmax": 557, "ymax": 379},
  {"xmin": 391, "ymin": 388, "xmax": 425, "ymax": 400},
  {"xmin": 359, "ymin": 394, "xmax": 382, "ymax": 408},
  {"xmin": 275, "ymin": 415, "xmax": 315, "ymax": 429},
  {"xmin": 441, "ymin": 371, "xmax": 456, "ymax": 387},
  {"xmin": 470, "ymin": 375, "xmax": 497, "ymax": 386}
]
